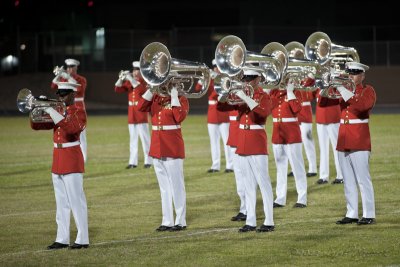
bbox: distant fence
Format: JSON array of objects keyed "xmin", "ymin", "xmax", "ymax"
[{"xmin": 1, "ymin": 25, "xmax": 399, "ymax": 75}]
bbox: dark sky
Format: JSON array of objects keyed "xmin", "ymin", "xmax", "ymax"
[{"xmin": 1, "ymin": 0, "xmax": 399, "ymax": 35}]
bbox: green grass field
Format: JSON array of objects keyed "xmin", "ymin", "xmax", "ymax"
[{"xmin": 0, "ymin": 114, "xmax": 399, "ymax": 266}]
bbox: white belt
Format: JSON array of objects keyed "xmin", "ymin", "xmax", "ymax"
[
  {"xmin": 302, "ymin": 101, "xmax": 311, "ymax": 106},
  {"xmin": 340, "ymin": 119, "xmax": 369, "ymax": 124},
  {"xmin": 208, "ymin": 100, "xmax": 218, "ymax": 105},
  {"xmin": 273, "ymin": 117, "xmax": 298, "ymax": 123},
  {"xmin": 229, "ymin": 116, "xmax": 237, "ymax": 121},
  {"xmin": 239, "ymin": 124, "xmax": 264, "ymax": 130},
  {"xmin": 54, "ymin": 141, "xmax": 80, "ymax": 148},
  {"xmin": 152, "ymin": 125, "xmax": 181, "ymax": 131},
  {"xmin": 75, "ymin": 97, "xmax": 84, "ymax": 102},
  {"xmin": 129, "ymin": 101, "xmax": 139, "ymax": 106}
]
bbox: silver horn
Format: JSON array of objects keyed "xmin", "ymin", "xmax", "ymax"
[
  {"xmin": 140, "ymin": 42, "xmax": 211, "ymax": 98},
  {"xmin": 17, "ymin": 88, "xmax": 66, "ymax": 129}
]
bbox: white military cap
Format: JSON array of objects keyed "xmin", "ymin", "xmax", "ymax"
[
  {"xmin": 212, "ymin": 59, "xmax": 217, "ymax": 66},
  {"xmin": 65, "ymin": 58, "xmax": 80, "ymax": 66},
  {"xmin": 57, "ymin": 82, "xmax": 80, "ymax": 91},
  {"xmin": 243, "ymin": 69, "xmax": 261, "ymax": 76},
  {"xmin": 132, "ymin": 61, "xmax": 140, "ymax": 68},
  {"xmin": 345, "ymin": 62, "xmax": 369, "ymax": 74}
]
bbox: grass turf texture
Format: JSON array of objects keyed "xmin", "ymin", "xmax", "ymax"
[{"xmin": 0, "ymin": 114, "xmax": 399, "ymax": 266}]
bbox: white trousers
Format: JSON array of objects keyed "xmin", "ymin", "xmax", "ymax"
[
  {"xmin": 338, "ymin": 151, "xmax": 375, "ymax": 219},
  {"xmin": 128, "ymin": 123, "xmax": 152, "ymax": 166},
  {"xmin": 229, "ymin": 146, "xmax": 246, "ymax": 214},
  {"xmin": 153, "ymin": 157, "xmax": 186, "ymax": 227},
  {"xmin": 208, "ymin": 123, "xmax": 233, "ymax": 170},
  {"xmin": 273, "ymin": 143, "xmax": 307, "ymax": 205},
  {"xmin": 52, "ymin": 173, "xmax": 89, "ymax": 245},
  {"xmin": 238, "ymin": 155, "xmax": 274, "ymax": 227},
  {"xmin": 316, "ymin": 123, "xmax": 343, "ymax": 180},
  {"xmin": 80, "ymin": 128, "xmax": 87, "ymax": 163},
  {"xmin": 299, "ymin": 123, "xmax": 317, "ymax": 173}
]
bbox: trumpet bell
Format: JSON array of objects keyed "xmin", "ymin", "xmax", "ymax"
[
  {"xmin": 140, "ymin": 42, "xmax": 171, "ymax": 86},
  {"xmin": 17, "ymin": 88, "xmax": 34, "ymax": 113},
  {"xmin": 285, "ymin": 42, "xmax": 305, "ymax": 59},
  {"xmin": 305, "ymin": 32, "xmax": 332, "ymax": 65},
  {"xmin": 215, "ymin": 35, "xmax": 246, "ymax": 76}
]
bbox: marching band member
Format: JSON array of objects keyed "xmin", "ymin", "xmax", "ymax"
[
  {"xmin": 115, "ymin": 61, "xmax": 152, "ymax": 169},
  {"xmin": 334, "ymin": 62, "xmax": 376, "ymax": 225},
  {"xmin": 270, "ymin": 80, "xmax": 308, "ymax": 208},
  {"xmin": 292, "ymin": 74, "xmax": 318, "ymax": 178},
  {"xmin": 316, "ymin": 87, "xmax": 343, "ymax": 184},
  {"xmin": 227, "ymin": 109, "xmax": 247, "ymax": 222},
  {"xmin": 44, "ymin": 82, "xmax": 89, "ymax": 249},
  {"xmin": 198, "ymin": 59, "xmax": 233, "ymax": 173},
  {"xmin": 138, "ymin": 85, "xmax": 189, "ymax": 232},
  {"xmin": 218, "ymin": 70, "xmax": 275, "ymax": 233},
  {"xmin": 51, "ymin": 59, "xmax": 88, "ymax": 163}
]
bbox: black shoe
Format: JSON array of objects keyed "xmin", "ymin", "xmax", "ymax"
[
  {"xmin": 69, "ymin": 243, "xmax": 89, "ymax": 249},
  {"xmin": 224, "ymin": 169, "xmax": 234, "ymax": 173},
  {"xmin": 156, "ymin": 225, "xmax": 172, "ymax": 231},
  {"xmin": 126, "ymin": 164, "xmax": 137, "ymax": 169},
  {"xmin": 273, "ymin": 202, "xmax": 284, "ymax": 208},
  {"xmin": 307, "ymin": 172, "xmax": 317, "ymax": 177},
  {"xmin": 231, "ymin": 212, "xmax": 247, "ymax": 221},
  {"xmin": 332, "ymin": 178, "xmax": 344, "ymax": 184},
  {"xmin": 293, "ymin": 203, "xmax": 307, "ymax": 208},
  {"xmin": 336, "ymin": 217, "xmax": 359, "ymax": 224},
  {"xmin": 207, "ymin": 169, "xmax": 219, "ymax": 173},
  {"xmin": 357, "ymin": 217, "xmax": 375, "ymax": 225},
  {"xmin": 144, "ymin": 164, "xmax": 152, "ymax": 169},
  {"xmin": 169, "ymin": 225, "xmax": 187, "ymax": 231},
  {"xmin": 287, "ymin": 171, "xmax": 294, "ymax": 177},
  {"xmin": 317, "ymin": 179, "xmax": 328, "ymax": 184},
  {"xmin": 238, "ymin": 225, "xmax": 256, "ymax": 232},
  {"xmin": 47, "ymin": 242, "xmax": 69, "ymax": 250},
  {"xmin": 257, "ymin": 225, "xmax": 275, "ymax": 232}
]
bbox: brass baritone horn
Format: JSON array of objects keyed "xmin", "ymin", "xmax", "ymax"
[
  {"xmin": 305, "ymin": 31, "xmax": 358, "ymax": 97},
  {"xmin": 17, "ymin": 88, "xmax": 66, "ymax": 130},
  {"xmin": 140, "ymin": 42, "xmax": 211, "ymax": 98}
]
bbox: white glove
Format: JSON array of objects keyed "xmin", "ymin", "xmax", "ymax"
[
  {"xmin": 235, "ymin": 90, "xmax": 258, "ymax": 110},
  {"xmin": 115, "ymin": 78, "xmax": 123, "ymax": 87},
  {"xmin": 307, "ymin": 73, "xmax": 315, "ymax": 79},
  {"xmin": 126, "ymin": 74, "xmax": 140, "ymax": 88},
  {"xmin": 319, "ymin": 88, "xmax": 329, "ymax": 97},
  {"xmin": 52, "ymin": 75, "xmax": 61, "ymax": 84},
  {"xmin": 286, "ymin": 80, "xmax": 296, "ymax": 100},
  {"xmin": 142, "ymin": 89, "xmax": 154, "ymax": 101},
  {"xmin": 170, "ymin": 87, "xmax": 181, "ymax": 107},
  {"xmin": 44, "ymin": 107, "xmax": 64, "ymax": 124},
  {"xmin": 337, "ymin": 86, "xmax": 354, "ymax": 102}
]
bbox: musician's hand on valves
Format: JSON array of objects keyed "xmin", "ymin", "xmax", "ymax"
[
  {"xmin": 336, "ymin": 85, "xmax": 354, "ymax": 102},
  {"xmin": 286, "ymin": 79, "xmax": 296, "ymax": 100},
  {"xmin": 44, "ymin": 107, "xmax": 64, "ymax": 124},
  {"xmin": 170, "ymin": 87, "xmax": 181, "ymax": 107},
  {"xmin": 217, "ymin": 93, "xmax": 228, "ymax": 103},
  {"xmin": 234, "ymin": 90, "xmax": 258, "ymax": 110}
]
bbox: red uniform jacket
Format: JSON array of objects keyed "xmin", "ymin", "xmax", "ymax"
[
  {"xmin": 138, "ymin": 94, "xmax": 189, "ymax": 159},
  {"xmin": 115, "ymin": 77, "xmax": 149, "ymax": 124},
  {"xmin": 51, "ymin": 74, "xmax": 87, "ymax": 114},
  {"xmin": 196, "ymin": 80, "xmax": 229, "ymax": 123},
  {"xmin": 336, "ymin": 84, "xmax": 376, "ymax": 151},
  {"xmin": 227, "ymin": 110, "xmax": 239, "ymax": 147},
  {"xmin": 51, "ymin": 104, "xmax": 86, "ymax": 174},
  {"xmin": 269, "ymin": 89, "xmax": 303, "ymax": 144},
  {"xmin": 217, "ymin": 87, "xmax": 271, "ymax": 155},
  {"xmin": 316, "ymin": 88, "xmax": 341, "ymax": 124},
  {"xmin": 296, "ymin": 90, "xmax": 316, "ymax": 123}
]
